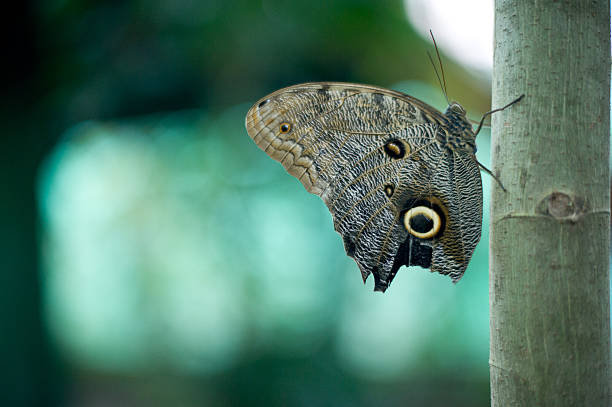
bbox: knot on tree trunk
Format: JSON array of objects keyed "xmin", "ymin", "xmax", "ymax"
[{"xmin": 536, "ymin": 192, "xmax": 587, "ymax": 221}]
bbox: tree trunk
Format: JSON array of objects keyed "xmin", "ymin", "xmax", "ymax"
[{"xmin": 489, "ymin": 1, "xmax": 611, "ymax": 406}]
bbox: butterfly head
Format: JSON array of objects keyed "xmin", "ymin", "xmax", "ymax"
[
  {"xmin": 447, "ymin": 101, "xmax": 466, "ymax": 117},
  {"xmin": 444, "ymin": 102, "xmax": 472, "ymax": 132}
]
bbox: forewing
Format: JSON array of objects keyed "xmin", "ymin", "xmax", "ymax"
[{"xmin": 245, "ymin": 83, "xmax": 443, "ymax": 196}]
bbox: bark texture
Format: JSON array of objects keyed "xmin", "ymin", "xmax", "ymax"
[{"xmin": 490, "ymin": 1, "xmax": 611, "ymax": 406}]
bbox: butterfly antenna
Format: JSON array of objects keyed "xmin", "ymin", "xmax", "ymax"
[
  {"xmin": 427, "ymin": 51, "xmax": 449, "ymax": 105},
  {"xmin": 474, "ymin": 94, "xmax": 525, "ymax": 136},
  {"xmin": 429, "ymin": 30, "xmax": 449, "ymax": 103}
]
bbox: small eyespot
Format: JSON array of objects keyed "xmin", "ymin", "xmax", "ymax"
[
  {"xmin": 279, "ymin": 122, "xmax": 291, "ymax": 134},
  {"xmin": 384, "ymin": 185, "xmax": 394, "ymax": 198},
  {"xmin": 403, "ymin": 206, "xmax": 441, "ymax": 239},
  {"xmin": 258, "ymin": 99, "xmax": 269, "ymax": 108},
  {"xmin": 383, "ymin": 139, "xmax": 408, "ymax": 159}
]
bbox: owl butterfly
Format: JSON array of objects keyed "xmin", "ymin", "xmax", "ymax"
[{"xmin": 245, "ymin": 82, "xmax": 522, "ymax": 292}]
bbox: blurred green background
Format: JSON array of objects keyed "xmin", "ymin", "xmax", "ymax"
[{"xmin": 3, "ymin": 1, "xmax": 505, "ymax": 406}]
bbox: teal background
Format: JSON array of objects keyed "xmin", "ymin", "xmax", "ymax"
[{"xmin": 4, "ymin": 1, "xmax": 510, "ymax": 406}]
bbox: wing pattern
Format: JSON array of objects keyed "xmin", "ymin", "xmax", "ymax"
[{"xmin": 245, "ymin": 83, "xmax": 482, "ymax": 291}]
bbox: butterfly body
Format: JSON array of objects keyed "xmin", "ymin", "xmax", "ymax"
[{"xmin": 245, "ymin": 83, "xmax": 482, "ymax": 292}]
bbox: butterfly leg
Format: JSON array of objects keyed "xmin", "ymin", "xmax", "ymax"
[
  {"xmin": 477, "ymin": 160, "xmax": 507, "ymax": 192},
  {"xmin": 474, "ymin": 94, "xmax": 525, "ymax": 136}
]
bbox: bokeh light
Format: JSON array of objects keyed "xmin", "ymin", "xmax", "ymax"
[{"xmin": 405, "ymin": 0, "xmax": 494, "ymax": 72}]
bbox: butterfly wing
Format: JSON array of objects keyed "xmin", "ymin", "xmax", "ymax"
[{"xmin": 245, "ymin": 82, "xmax": 482, "ymax": 291}]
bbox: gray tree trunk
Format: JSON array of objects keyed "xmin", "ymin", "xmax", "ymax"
[{"xmin": 489, "ymin": 1, "xmax": 611, "ymax": 406}]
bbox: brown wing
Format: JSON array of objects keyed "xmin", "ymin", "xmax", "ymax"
[{"xmin": 245, "ymin": 82, "xmax": 481, "ymax": 291}]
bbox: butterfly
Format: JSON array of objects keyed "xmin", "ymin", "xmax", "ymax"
[{"xmin": 245, "ymin": 82, "xmax": 522, "ymax": 292}]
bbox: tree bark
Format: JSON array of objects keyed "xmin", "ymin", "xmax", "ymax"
[{"xmin": 489, "ymin": 1, "xmax": 611, "ymax": 406}]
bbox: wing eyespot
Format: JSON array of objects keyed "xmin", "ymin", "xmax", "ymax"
[
  {"xmin": 279, "ymin": 122, "xmax": 292, "ymax": 134},
  {"xmin": 403, "ymin": 206, "xmax": 442, "ymax": 239},
  {"xmin": 383, "ymin": 139, "xmax": 409, "ymax": 159},
  {"xmin": 384, "ymin": 184, "xmax": 394, "ymax": 198}
]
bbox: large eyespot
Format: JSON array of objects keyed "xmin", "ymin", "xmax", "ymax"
[
  {"xmin": 403, "ymin": 206, "xmax": 442, "ymax": 239},
  {"xmin": 384, "ymin": 139, "xmax": 409, "ymax": 159},
  {"xmin": 279, "ymin": 122, "xmax": 292, "ymax": 134}
]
